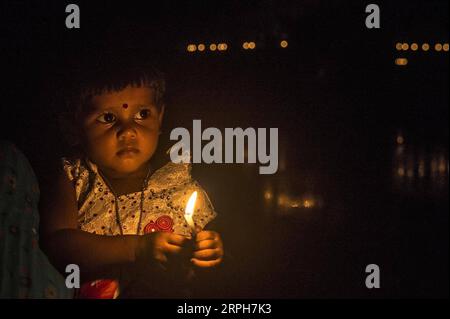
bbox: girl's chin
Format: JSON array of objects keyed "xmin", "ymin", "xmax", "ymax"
[
  {"xmin": 96, "ymin": 156, "xmax": 151, "ymax": 178},
  {"xmin": 115, "ymin": 161, "xmax": 142, "ymax": 172},
  {"xmin": 115, "ymin": 159, "xmax": 152, "ymax": 175},
  {"xmin": 99, "ymin": 160, "xmax": 139, "ymax": 175}
]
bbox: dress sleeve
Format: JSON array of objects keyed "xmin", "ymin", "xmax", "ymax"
[
  {"xmin": 62, "ymin": 157, "xmax": 77, "ymax": 181},
  {"xmin": 61, "ymin": 157, "xmax": 89, "ymax": 203}
]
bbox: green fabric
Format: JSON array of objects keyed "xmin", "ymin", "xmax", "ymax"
[{"xmin": 0, "ymin": 141, "xmax": 72, "ymax": 298}]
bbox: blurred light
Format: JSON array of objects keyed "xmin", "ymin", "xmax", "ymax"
[
  {"xmin": 406, "ymin": 154, "xmax": 415, "ymax": 178},
  {"xmin": 242, "ymin": 42, "xmax": 249, "ymax": 50},
  {"xmin": 197, "ymin": 44, "xmax": 205, "ymax": 52},
  {"xmin": 438, "ymin": 155, "xmax": 447, "ymax": 175},
  {"xmin": 397, "ymin": 167, "xmax": 405, "ymax": 177},
  {"xmin": 264, "ymin": 190, "xmax": 273, "ymax": 201},
  {"xmin": 290, "ymin": 201, "xmax": 300, "ymax": 208},
  {"xmin": 395, "ymin": 42, "xmax": 403, "ymax": 51},
  {"xmin": 218, "ymin": 43, "xmax": 228, "ymax": 51},
  {"xmin": 443, "ymin": 43, "xmax": 449, "ymax": 52},
  {"xmin": 401, "ymin": 43, "xmax": 409, "ymax": 51},
  {"xmin": 187, "ymin": 44, "xmax": 197, "ymax": 52},
  {"xmin": 430, "ymin": 158, "xmax": 438, "ymax": 176},
  {"xmin": 418, "ymin": 159, "xmax": 426, "ymax": 178},
  {"xmin": 277, "ymin": 194, "xmax": 287, "ymax": 207},
  {"xmin": 395, "ymin": 144, "xmax": 405, "ymax": 156},
  {"xmin": 275, "ymin": 193, "xmax": 321, "ymax": 211},
  {"xmin": 406, "ymin": 169, "xmax": 414, "ymax": 178},
  {"xmin": 280, "ymin": 40, "xmax": 288, "ymax": 48},
  {"xmin": 303, "ymin": 200, "xmax": 314, "ymax": 208},
  {"xmin": 435, "ymin": 43, "xmax": 443, "ymax": 51},
  {"xmin": 395, "ymin": 58, "xmax": 408, "ymax": 66},
  {"xmin": 209, "ymin": 43, "xmax": 217, "ymax": 51},
  {"xmin": 396, "ymin": 135, "xmax": 404, "ymax": 145},
  {"xmin": 411, "ymin": 43, "xmax": 418, "ymax": 51},
  {"xmin": 422, "ymin": 43, "xmax": 430, "ymax": 51},
  {"xmin": 248, "ymin": 42, "xmax": 256, "ymax": 49}
]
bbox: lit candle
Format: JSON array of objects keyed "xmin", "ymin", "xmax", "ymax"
[{"xmin": 184, "ymin": 191, "xmax": 198, "ymax": 235}]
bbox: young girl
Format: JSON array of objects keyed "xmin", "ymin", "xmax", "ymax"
[{"xmin": 39, "ymin": 62, "xmax": 224, "ymax": 298}]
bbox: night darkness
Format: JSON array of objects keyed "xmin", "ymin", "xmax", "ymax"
[{"xmin": 1, "ymin": 0, "xmax": 448, "ymax": 299}]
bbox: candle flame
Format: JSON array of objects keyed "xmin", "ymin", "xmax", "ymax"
[{"xmin": 185, "ymin": 191, "xmax": 198, "ymax": 217}]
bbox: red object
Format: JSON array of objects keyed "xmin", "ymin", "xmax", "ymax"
[
  {"xmin": 122, "ymin": 103, "xmax": 128, "ymax": 109},
  {"xmin": 144, "ymin": 215, "xmax": 174, "ymax": 234},
  {"xmin": 78, "ymin": 279, "xmax": 119, "ymax": 299}
]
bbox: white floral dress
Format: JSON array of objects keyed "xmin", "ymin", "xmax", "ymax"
[{"xmin": 62, "ymin": 157, "xmax": 217, "ymax": 298}]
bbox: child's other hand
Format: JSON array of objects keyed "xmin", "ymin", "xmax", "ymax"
[
  {"xmin": 191, "ymin": 230, "xmax": 224, "ymax": 268},
  {"xmin": 137, "ymin": 232, "xmax": 190, "ymax": 270}
]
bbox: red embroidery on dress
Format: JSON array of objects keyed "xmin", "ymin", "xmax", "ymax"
[{"xmin": 144, "ymin": 215, "xmax": 174, "ymax": 234}]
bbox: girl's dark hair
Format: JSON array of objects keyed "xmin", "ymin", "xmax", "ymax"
[{"xmin": 55, "ymin": 53, "xmax": 166, "ymax": 156}]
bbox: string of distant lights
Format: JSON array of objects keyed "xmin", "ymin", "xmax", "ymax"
[
  {"xmin": 186, "ymin": 40, "xmax": 446, "ymax": 68},
  {"xmin": 188, "ymin": 40, "xmax": 447, "ymax": 53},
  {"xmin": 186, "ymin": 40, "xmax": 289, "ymax": 53},
  {"xmin": 242, "ymin": 41, "xmax": 256, "ymax": 50},
  {"xmin": 395, "ymin": 42, "xmax": 449, "ymax": 52},
  {"xmin": 394, "ymin": 41, "xmax": 448, "ymax": 66}
]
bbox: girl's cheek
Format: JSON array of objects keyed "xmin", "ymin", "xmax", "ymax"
[
  {"xmin": 83, "ymin": 129, "xmax": 110, "ymax": 148},
  {"xmin": 141, "ymin": 121, "xmax": 160, "ymax": 133}
]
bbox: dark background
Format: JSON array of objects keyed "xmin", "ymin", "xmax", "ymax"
[{"xmin": 1, "ymin": 0, "xmax": 448, "ymax": 298}]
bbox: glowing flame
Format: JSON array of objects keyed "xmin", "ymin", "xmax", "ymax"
[{"xmin": 185, "ymin": 191, "xmax": 198, "ymax": 217}]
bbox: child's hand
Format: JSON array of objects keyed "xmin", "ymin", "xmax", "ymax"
[
  {"xmin": 136, "ymin": 232, "xmax": 190, "ymax": 270},
  {"xmin": 191, "ymin": 231, "xmax": 224, "ymax": 268}
]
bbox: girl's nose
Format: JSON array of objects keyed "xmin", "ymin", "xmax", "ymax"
[{"xmin": 117, "ymin": 123, "xmax": 137, "ymax": 141}]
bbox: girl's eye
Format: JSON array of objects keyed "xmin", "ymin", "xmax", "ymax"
[
  {"xmin": 96, "ymin": 112, "xmax": 116, "ymax": 124},
  {"xmin": 135, "ymin": 109, "xmax": 152, "ymax": 120}
]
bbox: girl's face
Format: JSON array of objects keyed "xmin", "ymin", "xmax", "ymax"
[{"xmin": 81, "ymin": 85, "xmax": 164, "ymax": 179}]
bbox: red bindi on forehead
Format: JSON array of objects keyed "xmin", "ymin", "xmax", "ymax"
[{"xmin": 122, "ymin": 103, "xmax": 128, "ymax": 109}]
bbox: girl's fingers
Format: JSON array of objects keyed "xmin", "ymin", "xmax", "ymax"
[
  {"xmin": 164, "ymin": 243, "xmax": 184, "ymax": 255},
  {"xmin": 191, "ymin": 257, "xmax": 223, "ymax": 268},
  {"xmin": 194, "ymin": 239, "xmax": 219, "ymax": 251},
  {"xmin": 195, "ymin": 231, "xmax": 218, "ymax": 242},
  {"xmin": 192, "ymin": 248, "xmax": 223, "ymax": 260},
  {"xmin": 167, "ymin": 234, "xmax": 190, "ymax": 246}
]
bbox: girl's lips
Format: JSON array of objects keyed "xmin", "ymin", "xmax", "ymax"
[{"xmin": 117, "ymin": 147, "xmax": 140, "ymax": 156}]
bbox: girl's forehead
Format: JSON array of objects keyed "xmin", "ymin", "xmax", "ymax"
[{"xmin": 90, "ymin": 85, "xmax": 155, "ymax": 108}]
